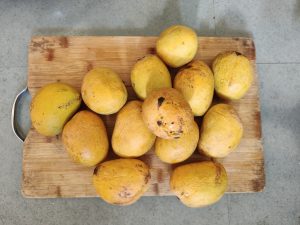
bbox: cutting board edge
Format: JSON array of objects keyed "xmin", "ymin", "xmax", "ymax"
[{"xmin": 23, "ymin": 35, "xmax": 264, "ymax": 198}]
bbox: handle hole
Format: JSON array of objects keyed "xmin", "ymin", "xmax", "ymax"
[{"xmin": 12, "ymin": 88, "xmax": 31, "ymax": 141}]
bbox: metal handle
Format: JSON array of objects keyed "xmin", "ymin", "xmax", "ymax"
[{"xmin": 11, "ymin": 87, "xmax": 29, "ymax": 142}]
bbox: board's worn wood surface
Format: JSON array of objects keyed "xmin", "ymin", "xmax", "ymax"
[{"xmin": 23, "ymin": 36, "xmax": 264, "ymax": 198}]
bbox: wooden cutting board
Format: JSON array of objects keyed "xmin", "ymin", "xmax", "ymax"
[{"xmin": 23, "ymin": 36, "xmax": 264, "ymax": 198}]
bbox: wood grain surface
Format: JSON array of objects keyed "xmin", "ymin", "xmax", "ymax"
[{"xmin": 23, "ymin": 36, "xmax": 264, "ymax": 198}]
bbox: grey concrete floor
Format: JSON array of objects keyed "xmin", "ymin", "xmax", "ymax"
[{"xmin": 0, "ymin": 0, "xmax": 299, "ymax": 225}]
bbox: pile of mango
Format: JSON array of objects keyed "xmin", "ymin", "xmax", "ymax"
[{"xmin": 30, "ymin": 25, "xmax": 253, "ymax": 207}]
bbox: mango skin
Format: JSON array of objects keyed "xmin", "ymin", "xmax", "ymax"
[
  {"xmin": 213, "ymin": 51, "xmax": 254, "ymax": 100},
  {"xmin": 30, "ymin": 82, "xmax": 81, "ymax": 137},
  {"xmin": 198, "ymin": 104, "xmax": 243, "ymax": 158},
  {"xmin": 174, "ymin": 60, "xmax": 214, "ymax": 116},
  {"xmin": 170, "ymin": 161, "xmax": 228, "ymax": 208},
  {"xmin": 112, "ymin": 101, "xmax": 156, "ymax": 158},
  {"xmin": 131, "ymin": 54, "xmax": 171, "ymax": 100},
  {"xmin": 156, "ymin": 25, "xmax": 198, "ymax": 68},
  {"xmin": 81, "ymin": 68, "xmax": 128, "ymax": 115},
  {"xmin": 155, "ymin": 121, "xmax": 199, "ymax": 164},
  {"xmin": 142, "ymin": 88, "xmax": 194, "ymax": 139},
  {"xmin": 93, "ymin": 159, "xmax": 151, "ymax": 206},
  {"xmin": 62, "ymin": 110, "xmax": 109, "ymax": 167}
]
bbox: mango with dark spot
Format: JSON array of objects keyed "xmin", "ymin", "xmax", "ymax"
[
  {"xmin": 142, "ymin": 88, "xmax": 194, "ymax": 139},
  {"xmin": 170, "ymin": 161, "xmax": 228, "ymax": 208},
  {"xmin": 157, "ymin": 97, "xmax": 165, "ymax": 108},
  {"xmin": 30, "ymin": 82, "xmax": 81, "ymax": 136},
  {"xmin": 93, "ymin": 159, "xmax": 151, "ymax": 206}
]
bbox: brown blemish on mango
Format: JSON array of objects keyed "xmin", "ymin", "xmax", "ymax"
[
  {"xmin": 142, "ymin": 88, "xmax": 193, "ymax": 139},
  {"xmin": 93, "ymin": 159, "xmax": 150, "ymax": 205},
  {"xmin": 157, "ymin": 97, "xmax": 165, "ymax": 108},
  {"xmin": 57, "ymin": 96, "xmax": 81, "ymax": 109},
  {"xmin": 119, "ymin": 186, "xmax": 132, "ymax": 198}
]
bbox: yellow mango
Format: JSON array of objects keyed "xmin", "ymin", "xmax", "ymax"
[{"xmin": 30, "ymin": 82, "xmax": 81, "ymax": 136}]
